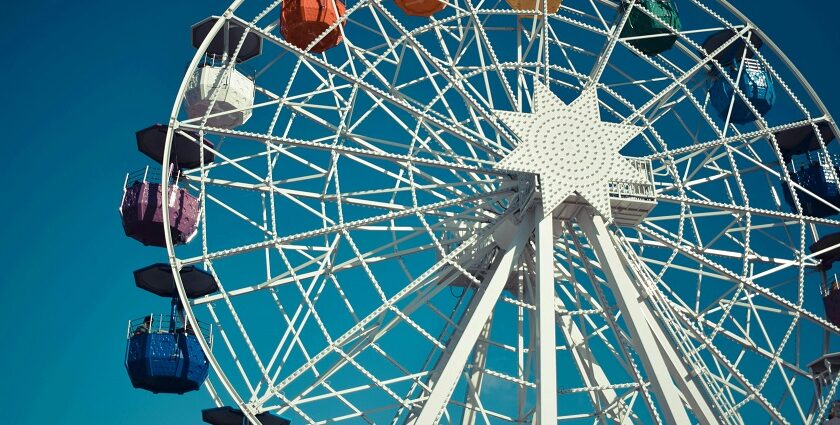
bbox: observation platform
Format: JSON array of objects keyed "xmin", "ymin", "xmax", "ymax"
[
  {"xmin": 441, "ymin": 159, "xmax": 656, "ymax": 290},
  {"xmin": 552, "ymin": 157, "xmax": 657, "ymax": 226},
  {"xmin": 809, "ymin": 352, "xmax": 840, "ymax": 397}
]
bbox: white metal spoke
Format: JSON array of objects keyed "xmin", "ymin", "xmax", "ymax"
[{"xmin": 142, "ymin": 1, "xmax": 840, "ymax": 423}]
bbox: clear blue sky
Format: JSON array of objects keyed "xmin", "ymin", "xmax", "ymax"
[{"xmin": 1, "ymin": 1, "xmax": 839, "ymax": 424}]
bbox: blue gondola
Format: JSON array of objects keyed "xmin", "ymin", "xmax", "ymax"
[
  {"xmin": 709, "ymin": 57, "xmax": 776, "ymax": 124},
  {"xmin": 125, "ymin": 299, "xmax": 210, "ymax": 394},
  {"xmin": 782, "ymin": 153, "xmax": 840, "ymax": 217}
]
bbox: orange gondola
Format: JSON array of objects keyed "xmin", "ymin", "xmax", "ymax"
[
  {"xmin": 505, "ymin": 0, "xmax": 561, "ymax": 16},
  {"xmin": 281, "ymin": 0, "xmax": 346, "ymax": 53},
  {"xmin": 394, "ymin": 0, "xmax": 445, "ymax": 17}
]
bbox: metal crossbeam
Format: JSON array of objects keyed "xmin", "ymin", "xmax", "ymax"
[{"xmin": 577, "ymin": 211, "xmax": 691, "ymax": 425}]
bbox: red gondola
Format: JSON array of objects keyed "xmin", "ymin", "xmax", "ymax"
[{"xmin": 281, "ymin": 0, "xmax": 346, "ymax": 53}]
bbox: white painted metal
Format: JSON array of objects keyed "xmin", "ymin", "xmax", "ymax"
[
  {"xmin": 153, "ymin": 1, "xmax": 840, "ymax": 424},
  {"xmin": 493, "ymin": 81, "xmax": 645, "ymax": 222},
  {"xmin": 614, "ymin": 232, "xmax": 721, "ymax": 424},
  {"xmin": 459, "ymin": 316, "xmax": 492, "ymax": 425},
  {"xmin": 535, "ymin": 209, "xmax": 558, "ymax": 425},
  {"xmin": 577, "ymin": 211, "xmax": 691, "ymax": 425},
  {"xmin": 409, "ymin": 212, "xmax": 533, "ymax": 424},
  {"xmin": 161, "ymin": 6, "xmax": 264, "ymax": 424},
  {"xmin": 552, "ymin": 294, "xmax": 629, "ymax": 423}
]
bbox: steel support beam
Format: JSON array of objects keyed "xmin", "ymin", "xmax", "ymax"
[
  {"xmin": 576, "ymin": 211, "xmax": 691, "ymax": 425},
  {"xmin": 616, "ymin": 249, "xmax": 721, "ymax": 425},
  {"xmin": 460, "ymin": 316, "xmax": 492, "ymax": 425},
  {"xmin": 536, "ymin": 210, "xmax": 558, "ymax": 425},
  {"xmin": 647, "ymin": 313, "xmax": 720, "ymax": 425},
  {"xmin": 554, "ymin": 295, "xmax": 630, "ymax": 424},
  {"xmin": 408, "ymin": 213, "xmax": 533, "ymax": 424}
]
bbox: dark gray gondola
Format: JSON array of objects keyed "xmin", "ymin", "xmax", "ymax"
[
  {"xmin": 779, "ymin": 121, "xmax": 840, "ymax": 217},
  {"xmin": 809, "ymin": 353, "xmax": 840, "ymax": 399},
  {"xmin": 203, "ymin": 406, "xmax": 291, "ymax": 425},
  {"xmin": 773, "ymin": 121, "xmax": 836, "ymax": 157},
  {"xmin": 192, "ymin": 17, "xmax": 263, "ymax": 63},
  {"xmin": 701, "ymin": 28, "xmax": 763, "ymax": 67},
  {"xmin": 809, "ymin": 352, "xmax": 840, "ymax": 381},
  {"xmin": 809, "ymin": 234, "xmax": 840, "ymax": 327},
  {"xmin": 134, "ymin": 263, "xmax": 219, "ymax": 298},
  {"xmin": 776, "ymin": 121, "xmax": 836, "ymax": 157},
  {"xmin": 810, "ymin": 233, "xmax": 840, "ymax": 270},
  {"xmin": 136, "ymin": 124, "xmax": 215, "ymax": 170}
]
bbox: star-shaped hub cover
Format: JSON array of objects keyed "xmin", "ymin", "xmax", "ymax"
[{"xmin": 494, "ymin": 81, "xmax": 646, "ymax": 222}]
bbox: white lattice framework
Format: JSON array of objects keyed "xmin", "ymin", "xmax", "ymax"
[{"xmin": 157, "ymin": 0, "xmax": 840, "ymax": 423}]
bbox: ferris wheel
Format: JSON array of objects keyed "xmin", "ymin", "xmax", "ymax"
[{"xmin": 118, "ymin": 0, "xmax": 840, "ymax": 423}]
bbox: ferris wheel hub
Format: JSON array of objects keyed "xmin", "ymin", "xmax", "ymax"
[{"xmin": 493, "ymin": 81, "xmax": 647, "ymax": 222}]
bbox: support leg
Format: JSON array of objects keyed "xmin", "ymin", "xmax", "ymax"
[
  {"xmin": 535, "ymin": 211, "xmax": 558, "ymax": 425},
  {"xmin": 554, "ymin": 294, "xmax": 630, "ymax": 424},
  {"xmin": 408, "ymin": 215, "xmax": 532, "ymax": 424},
  {"xmin": 576, "ymin": 212, "xmax": 690, "ymax": 425},
  {"xmin": 460, "ymin": 316, "xmax": 492, "ymax": 425},
  {"xmin": 615, "ymin": 228, "xmax": 721, "ymax": 424}
]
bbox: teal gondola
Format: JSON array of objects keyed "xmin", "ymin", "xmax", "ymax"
[{"xmin": 619, "ymin": 0, "xmax": 681, "ymax": 56}]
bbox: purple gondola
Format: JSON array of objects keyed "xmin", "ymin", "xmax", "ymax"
[{"xmin": 120, "ymin": 168, "xmax": 200, "ymax": 247}]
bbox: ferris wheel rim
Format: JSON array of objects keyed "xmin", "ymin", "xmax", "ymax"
[
  {"xmin": 160, "ymin": 1, "xmax": 262, "ymax": 422},
  {"xmin": 154, "ymin": 0, "xmax": 840, "ymax": 422}
]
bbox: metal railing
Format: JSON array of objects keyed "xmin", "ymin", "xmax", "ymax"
[
  {"xmin": 822, "ymin": 275, "xmax": 840, "ymax": 297},
  {"xmin": 126, "ymin": 314, "xmax": 214, "ymax": 347},
  {"xmin": 787, "ymin": 152, "xmax": 840, "ymax": 188},
  {"xmin": 609, "ymin": 158, "xmax": 656, "ymax": 200},
  {"xmin": 120, "ymin": 165, "xmax": 194, "ymax": 212},
  {"xmin": 196, "ymin": 53, "xmax": 257, "ymax": 78},
  {"xmin": 123, "ymin": 165, "xmax": 190, "ymax": 188},
  {"xmin": 123, "ymin": 165, "xmax": 162, "ymax": 188}
]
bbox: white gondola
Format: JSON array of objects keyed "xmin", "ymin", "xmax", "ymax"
[{"xmin": 184, "ymin": 64, "xmax": 254, "ymax": 129}]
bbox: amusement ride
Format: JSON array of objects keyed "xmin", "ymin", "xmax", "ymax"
[{"xmin": 118, "ymin": 0, "xmax": 840, "ymax": 423}]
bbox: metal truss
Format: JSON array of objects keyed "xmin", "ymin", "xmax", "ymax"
[{"xmin": 155, "ymin": 0, "xmax": 840, "ymax": 423}]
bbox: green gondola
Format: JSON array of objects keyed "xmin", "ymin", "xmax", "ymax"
[{"xmin": 619, "ymin": 0, "xmax": 681, "ymax": 56}]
